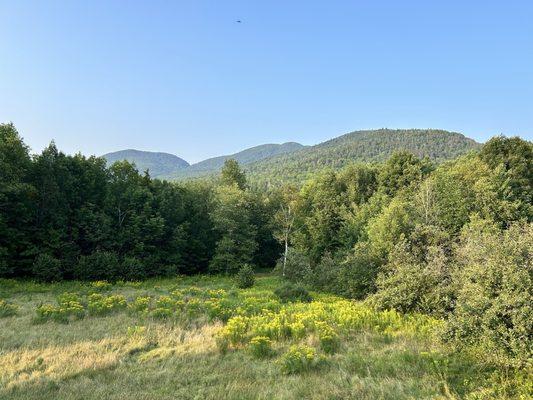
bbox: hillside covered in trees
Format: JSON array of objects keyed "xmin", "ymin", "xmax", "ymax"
[
  {"xmin": 103, "ymin": 129, "xmax": 478, "ymax": 184},
  {"xmin": 246, "ymin": 129, "xmax": 480, "ymax": 185},
  {"xmin": 1, "ymin": 122, "xmax": 531, "ymax": 383},
  {"xmin": 164, "ymin": 142, "xmax": 306, "ymax": 180},
  {"xmin": 103, "ymin": 149, "xmax": 190, "ymax": 177}
]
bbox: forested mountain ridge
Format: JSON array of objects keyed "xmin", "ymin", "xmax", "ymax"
[
  {"xmin": 103, "ymin": 149, "xmax": 189, "ymax": 177},
  {"xmin": 163, "ymin": 142, "xmax": 305, "ymax": 180},
  {"xmin": 103, "ymin": 129, "xmax": 478, "ymax": 183},
  {"xmin": 245, "ymin": 129, "xmax": 480, "ymax": 185}
]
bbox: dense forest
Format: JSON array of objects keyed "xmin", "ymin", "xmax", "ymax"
[
  {"xmin": 1, "ymin": 122, "xmax": 531, "ymax": 367},
  {"xmin": 245, "ymin": 129, "xmax": 480, "ymax": 185}
]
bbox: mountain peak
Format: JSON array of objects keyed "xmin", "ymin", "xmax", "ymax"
[{"xmin": 103, "ymin": 149, "xmax": 189, "ymax": 176}]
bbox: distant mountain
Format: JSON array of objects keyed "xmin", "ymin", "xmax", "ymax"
[
  {"xmin": 104, "ymin": 129, "xmax": 480, "ymax": 184},
  {"xmin": 103, "ymin": 149, "xmax": 189, "ymax": 177},
  {"xmin": 245, "ymin": 129, "xmax": 481, "ymax": 185},
  {"xmin": 164, "ymin": 142, "xmax": 305, "ymax": 180}
]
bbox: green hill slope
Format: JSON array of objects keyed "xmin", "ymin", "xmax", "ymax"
[
  {"xmin": 164, "ymin": 142, "xmax": 305, "ymax": 180},
  {"xmin": 103, "ymin": 149, "xmax": 189, "ymax": 177},
  {"xmin": 245, "ymin": 129, "xmax": 480, "ymax": 185}
]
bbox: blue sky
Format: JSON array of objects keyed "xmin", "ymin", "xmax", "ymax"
[{"xmin": 1, "ymin": 1, "xmax": 531, "ymax": 163}]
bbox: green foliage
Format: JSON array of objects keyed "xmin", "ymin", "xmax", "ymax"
[
  {"xmin": 246, "ymin": 129, "xmax": 479, "ymax": 186},
  {"xmin": 248, "ymin": 336, "xmax": 274, "ymax": 359},
  {"xmin": 0, "ymin": 123, "xmax": 34, "ymax": 277},
  {"xmin": 35, "ymin": 293, "xmax": 85, "ymax": 323},
  {"xmin": 377, "ymin": 150, "xmax": 432, "ymax": 196},
  {"xmin": 310, "ymin": 252, "xmax": 340, "ymax": 293},
  {"xmin": 0, "ymin": 299, "xmax": 18, "ymax": 317},
  {"xmin": 479, "ymin": 136, "xmax": 532, "ymax": 220},
  {"xmin": 121, "ymin": 257, "xmax": 147, "ymax": 281},
  {"xmin": 209, "ymin": 184, "xmax": 257, "ymax": 274},
  {"xmin": 235, "ymin": 264, "xmax": 255, "ymax": 289},
  {"xmin": 89, "ymin": 280, "xmax": 112, "ymax": 291},
  {"xmin": 444, "ymin": 219, "xmax": 533, "ymax": 366},
  {"xmin": 74, "ymin": 251, "xmax": 120, "ymax": 281},
  {"xmin": 279, "ymin": 345, "xmax": 323, "ymax": 374},
  {"xmin": 87, "ymin": 293, "xmax": 127, "ymax": 316},
  {"xmin": 32, "ymin": 254, "xmax": 63, "ymax": 282},
  {"xmin": 315, "ymin": 321, "xmax": 340, "ymax": 354},
  {"xmin": 335, "ymin": 242, "xmax": 383, "ymax": 299},
  {"xmin": 274, "ymin": 283, "xmax": 312, "ymax": 303},
  {"xmin": 220, "ymin": 159, "xmax": 247, "ymax": 190},
  {"xmin": 276, "ymin": 248, "xmax": 312, "ymax": 283},
  {"xmin": 371, "ymin": 238, "xmax": 453, "ymax": 316},
  {"xmin": 366, "ymin": 196, "xmax": 415, "ymax": 255}
]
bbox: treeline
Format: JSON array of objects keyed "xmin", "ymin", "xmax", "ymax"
[
  {"xmin": 246, "ymin": 129, "xmax": 480, "ymax": 186},
  {"xmin": 1, "ymin": 122, "xmax": 531, "ymax": 365},
  {"xmin": 0, "ymin": 123, "xmax": 280, "ymax": 282}
]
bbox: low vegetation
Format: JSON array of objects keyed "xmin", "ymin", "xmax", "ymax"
[{"xmin": 1, "ymin": 275, "xmax": 530, "ymax": 399}]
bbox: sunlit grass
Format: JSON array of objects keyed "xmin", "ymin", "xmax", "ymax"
[{"xmin": 0, "ymin": 275, "xmax": 528, "ymax": 399}]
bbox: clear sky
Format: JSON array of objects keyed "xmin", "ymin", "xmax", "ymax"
[{"xmin": 1, "ymin": 1, "xmax": 532, "ymax": 163}]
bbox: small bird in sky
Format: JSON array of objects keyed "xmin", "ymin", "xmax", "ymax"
[{"xmin": 236, "ymin": 20, "xmax": 242, "ymax": 23}]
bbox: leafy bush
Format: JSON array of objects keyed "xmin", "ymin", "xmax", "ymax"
[
  {"xmin": 87, "ymin": 293, "xmax": 127, "ymax": 316},
  {"xmin": 336, "ymin": 242, "xmax": 383, "ymax": 299},
  {"xmin": 279, "ymin": 345, "xmax": 323, "ymax": 374},
  {"xmin": 128, "ymin": 296, "xmax": 152, "ymax": 313},
  {"xmin": 235, "ymin": 264, "xmax": 255, "ymax": 289},
  {"xmin": 32, "ymin": 254, "xmax": 62, "ymax": 282},
  {"xmin": 274, "ymin": 283, "xmax": 312, "ymax": 303},
  {"xmin": 444, "ymin": 219, "xmax": 533, "ymax": 366},
  {"xmin": 315, "ymin": 321, "xmax": 340, "ymax": 354},
  {"xmin": 0, "ymin": 299, "xmax": 18, "ymax": 318},
  {"xmin": 35, "ymin": 293, "xmax": 85, "ymax": 323},
  {"xmin": 371, "ymin": 239, "xmax": 453, "ymax": 316},
  {"xmin": 121, "ymin": 257, "xmax": 147, "ymax": 281},
  {"xmin": 311, "ymin": 252, "xmax": 340, "ymax": 292},
  {"xmin": 276, "ymin": 248, "xmax": 312, "ymax": 284},
  {"xmin": 248, "ymin": 336, "xmax": 273, "ymax": 359},
  {"xmin": 222, "ymin": 315, "xmax": 248, "ymax": 346},
  {"xmin": 74, "ymin": 251, "xmax": 120, "ymax": 281}
]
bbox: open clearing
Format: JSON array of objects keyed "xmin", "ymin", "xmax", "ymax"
[{"xmin": 0, "ymin": 275, "xmax": 527, "ymax": 400}]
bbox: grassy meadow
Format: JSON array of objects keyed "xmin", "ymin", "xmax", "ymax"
[{"xmin": 0, "ymin": 275, "xmax": 529, "ymax": 400}]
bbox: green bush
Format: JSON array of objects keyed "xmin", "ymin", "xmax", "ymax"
[
  {"xmin": 121, "ymin": 256, "xmax": 147, "ymax": 281},
  {"xmin": 74, "ymin": 251, "xmax": 120, "ymax": 281},
  {"xmin": 315, "ymin": 322, "xmax": 340, "ymax": 354},
  {"xmin": 35, "ymin": 293, "xmax": 85, "ymax": 323},
  {"xmin": 32, "ymin": 254, "xmax": 62, "ymax": 282},
  {"xmin": 0, "ymin": 299, "xmax": 18, "ymax": 318},
  {"xmin": 276, "ymin": 248, "xmax": 313, "ymax": 284},
  {"xmin": 444, "ymin": 219, "xmax": 533, "ymax": 367},
  {"xmin": 336, "ymin": 242, "xmax": 383, "ymax": 299},
  {"xmin": 370, "ymin": 238, "xmax": 453, "ymax": 316},
  {"xmin": 311, "ymin": 252, "xmax": 340, "ymax": 292},
  {"xmin": 274, "ymin": 283, "xmax": 312, "ymax": 303},
  {"xmin": 279, "ymin": 345, "xmax": 323, "ymax": 374},
  {"xmin": 248, "ymin": 336, "xmax": 273, "ymax": 359},
  {"xmin": 235, "ymin": 264, "xmax": 255, "ymax": 289},
  {"xmin": 87, "ymin": 293, "xmax": 127, "ymax": 316},
  {"xmin": 128, "ymin": 296, "xmax": 152, "ymax": 313}
]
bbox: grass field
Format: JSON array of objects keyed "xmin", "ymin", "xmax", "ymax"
[{"xmin": 0, "ymin": 275, "xmax": 529, "ymax": 400}]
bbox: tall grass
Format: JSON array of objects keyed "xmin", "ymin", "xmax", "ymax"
[{"xmin": 0, "ymin": 275, "xmax": 528, "ymax": 399}]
